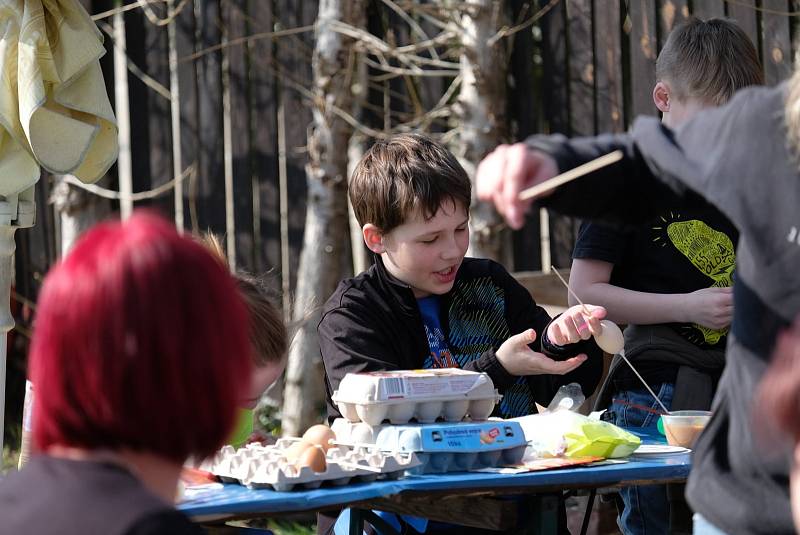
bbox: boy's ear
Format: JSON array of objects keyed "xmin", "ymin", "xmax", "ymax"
[
  {"xmin": 362, "ymin": 224, "xmax": 385, "ymax": 254},
  {"xmin": 653, "ymin": 81, "xmax": 670, "ymax": 113}
]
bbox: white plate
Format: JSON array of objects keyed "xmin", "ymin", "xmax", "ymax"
[{"xmin": 632, "ymin": 444, "xmax": 690, "ymax": 455}]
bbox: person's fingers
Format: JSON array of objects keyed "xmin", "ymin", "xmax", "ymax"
[
  {"xmin": 501, "ymin": 144, "xmax": 533, "ymax": 229},
  {"xmin": 546, "ymin": 354, "xmax": 587, "ymax": 375},
  {"xmin": 476, "ymin": 145, "xmax": 508, "ymax": 201},
  {"xmin": 561, "ymin": 315, "xmax": 582, "ymax": 343},
  {"xmin": 573, "ymin": 313, "xmax": 592, "ymax": 341},
  {"xmin": 508, "ymin": 328, "xmax": 537, "ymax": 348},
  {"xmin": 548, "ymin": 322, "xmax": 567, "ymax": 346}
]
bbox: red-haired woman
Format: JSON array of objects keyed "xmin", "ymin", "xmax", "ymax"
[
  {"xmin": 756, "ymin": 317, "xmax": 800, "ymax": 531},
  {"xmin": 0, "ymin": 212, "xmax": 252, "ymax": 534}
]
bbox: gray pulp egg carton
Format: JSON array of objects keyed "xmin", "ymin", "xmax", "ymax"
[
  {"xmin": 201, "ymin": 439, "xmax": 421, "ymax": 492},
  {"xmin": 331, "ymin": 418, "xmax": 527, "ymax": 474},
  {"xmin": 332, "ymin": 369, "xmax": 502, "ymax": 425}
]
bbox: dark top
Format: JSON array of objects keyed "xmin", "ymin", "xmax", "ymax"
[
  {"xmin": 318, "ymin": 256, "xmax": 603, "ymax": 421},
  {"xmin": 527, "ymin": 83, "xmax": 799, "ymax": 534},
  {"xmin": 572, "ymin": 194, "xmax": 737, "ymax": 388},
  {"xmin": 0, "ymin": 455, "xmax": 204, "ymax": 535}
]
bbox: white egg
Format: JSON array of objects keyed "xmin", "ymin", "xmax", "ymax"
[{"xmin": 594, "ymin": 320, "xmax": 624, "ymax": 354}]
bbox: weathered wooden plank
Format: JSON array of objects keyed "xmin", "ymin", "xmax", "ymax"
[
  {"xmin": 541, "ymin": 0, "xmax": 569, "ymax": 134},
  {"xmin": 690, "ymin": 0, "xmax": 725, "ymax": 20},
  {"xmin": 761, "ymin": 0, "xmax": 793, "ymax": 85},
  {"xmin": 628, "ymin": 0, "xmax": 658, "ymax": 118},
  {"xmin": 658, "ymin": 0, "xmax": 689, "ymax": 45},
  {"xmin": 540, "ymin": 0, "xmax": 574, "ymax": 270},
  {"xmin": 246, "ymin": 0, "xmax": 279, "ymax": 274},
  {"xmin": 223, "ymin": 0, "xmax": 255, "ymax": 271},
  {"xmin": 567, "ymin": 0, "xmax": 594, "ymax": 137},
  {"xmin": 274, "ymin": 0, "xmax": 316, "ymax": 292},
  {"xmin": 594, "ymin": 1, "xmax": 624, "ymax": 133},
  {"xmin": 122, "ymin": 8, "xmax": 158, "ymax": 214},
  {"xmin": 365, "ymin": 494, "xmax": 519, "ymax": 531},
  {"xmin": 508, "ymin": 0, "xmax": 541, "ymax": 271},
  {"xmin": 174, "ymin": 0, "xmax": 198, "ymax": 231},
  {"xmin": 194, "ymin": 0, "xmax": 226, "ymax": 236},
  {"xmin": 726, "ymin": 0, "xmax": 759, "ymax": 55},
  {"xmin": 142, "ymin": 2, "xmax": 174, "ymax": 216}
]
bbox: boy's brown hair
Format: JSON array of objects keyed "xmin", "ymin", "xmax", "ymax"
[
  {"xmin": 657, "ymin": 17, "xmax": 763, "ymax": 105},
  {"xmin": 349, "ymin": 133, "xmax": 471, "ymax": 233},
  {"xmin": 198, "ymin": 233, "xmax": 287, "ymax": 366}
]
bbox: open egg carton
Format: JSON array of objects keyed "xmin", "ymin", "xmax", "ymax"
[
  {"xmin": 332, "ymin": 369, "xmax": 502, "ymax": 426},
  {"xmin": 332, "ymin": 418, "xmax": 527, "ymax": 474},
  {"xmin": 202, "ymin": 439, "xmax": 421, "ymax": 492}
]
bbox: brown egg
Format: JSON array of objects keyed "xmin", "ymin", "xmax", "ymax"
[
  {"xmin": 296, "ymin": 444, "xmax": 327, "ymax": 473},
  {"xmin": 283, "ymin": 439, "xmax": 312, "ymax": 463},
  {"xmin": 302, "ymin": 425, "xmax": 336, "ymax": 452}
]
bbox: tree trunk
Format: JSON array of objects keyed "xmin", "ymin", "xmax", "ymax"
[
  {"xmin": 51, "ymin": 177, "xmax": 110, "ymax": 255},
  {"xmin": 282, "ymin": 0, "xmax": 366, "ymax": 437},
  {"xmin": 454, "ymin": 0, "xmax": 509, "ymax": 263}
]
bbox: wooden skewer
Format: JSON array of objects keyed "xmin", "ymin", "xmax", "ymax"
[
  {"xmin": 519, "ymin": 150, "xmax": 624, "ymax": 200},
  {"xmin": 550, "ymin": 266, "xmax": 671, "ymax": 416}
]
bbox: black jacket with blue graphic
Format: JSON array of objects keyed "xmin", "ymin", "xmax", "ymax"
[{"xmin": 318, "ymin": 256, "xmax": 603, "ymax": 422}]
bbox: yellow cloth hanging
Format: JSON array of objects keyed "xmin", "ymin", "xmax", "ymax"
[{"xmin": 0, "ymin": 0, "xmax": 117, "ymax": 196}]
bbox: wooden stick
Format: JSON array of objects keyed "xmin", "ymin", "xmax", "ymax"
[
  {"xmin": 550, "ymin": 266, "xmax": 671, "ymax": 416},
  {"xmin": 519, "ymin": 150, "xmax": 624, "ymax": 200},
  {"xmin": 550, "ymin": 266, "xmax": 590, "ymax": 315}
]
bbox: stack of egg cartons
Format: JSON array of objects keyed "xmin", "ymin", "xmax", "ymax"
[{"xmin": 331, "ymin": 369, "xmax": 527, "ymax": 474}]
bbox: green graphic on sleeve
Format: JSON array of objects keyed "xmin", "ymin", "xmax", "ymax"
[{"xmin": 653, "ymin": 217, "xmax": 735, "ymax": 345}]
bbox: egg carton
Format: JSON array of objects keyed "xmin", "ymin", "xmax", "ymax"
[
  {"xmin": 201, "ymin": 439, "xmax": 421, "ymax": 492},
  {"xmin": 332, "ymin": 369, "xmax": 502, "ymax": 425},
  {"xmin": 331, "ymin": 418, "xmax": 527, "ymax": 474}
]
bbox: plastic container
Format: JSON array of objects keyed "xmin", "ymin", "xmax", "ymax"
[
  {"xmin": 202, "ymin": 439, "xmax": 421, "ymax": 491},
  {"xmin": 661, "ymin": 410, "xmax": 711, "ymax": 448},
  {"xmin": 331, "ymin": 418, "xmax": 527, "ymax": 474},
  {"xmin": 332, "ymin": 369, "xmax": 501, "ymax": 425}
]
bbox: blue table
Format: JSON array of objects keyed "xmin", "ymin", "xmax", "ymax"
[{"xmin": 179, "ymin": 432, "xmax": 691, "ymax": 533}]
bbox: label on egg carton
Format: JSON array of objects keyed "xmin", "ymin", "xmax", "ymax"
[
  {"xmin": 202, "ymin": 440, "xmax": 422, "ymax": 492},
  {"xmin": 331, "ymin": 419, "xmax": 528, "ymax": 474},
  {"xmin": 332, "ymin": 370, "xmax": 501, "ymax": 425}
]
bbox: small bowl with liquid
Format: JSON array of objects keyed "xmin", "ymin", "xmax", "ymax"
[{"xmin": 661, "ymin": 410, "xmax": 711, "ymax": 448}]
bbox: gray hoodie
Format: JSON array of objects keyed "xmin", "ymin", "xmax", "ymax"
[{"xmin": 527, "ymin": 83, "xmax": 800, "ymax": 535}]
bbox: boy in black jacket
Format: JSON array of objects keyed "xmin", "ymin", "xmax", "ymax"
[{"xmin": 319, "ymin": 133, "xmax": 606, "ymax": 423}]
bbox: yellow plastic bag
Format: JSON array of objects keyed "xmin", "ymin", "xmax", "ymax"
[
  {"xmin": 513, "ymin": 411, "xmax": 641, "ymax": 459},
  {"xmin": 563, "ymin": 414, "xmax": 641, "ymax": 458}
]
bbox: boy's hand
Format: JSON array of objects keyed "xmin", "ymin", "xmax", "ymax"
[
  {"xmin": 496, "ymin": 329, "xmax": 587, "ymax": 376},
  {"xmin": 475, "ymin": 143, "xmax": 559, "ymax": 230},
  {"xmin": 683, "ymin": 287, "xmax": 733, "ymax": 330},
  {"xmin": 547, "ymin": 304, "xmax": 606, "ymax": 346}
]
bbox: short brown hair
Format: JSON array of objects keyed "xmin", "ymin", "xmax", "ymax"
[
  {"xmin": 349, "ymin": 133, "xmax": 471, "ymax": 233},
  {"xmin": 656, "ymin": 17, "xmax": 763, "ymax": 105},
  {"xmin": 197, "ymin": 233, "xmax": 287, "ymax": 366},
  {"xmin": 235, "ymin": 274, "xmax": 287, "ymax": 366}
]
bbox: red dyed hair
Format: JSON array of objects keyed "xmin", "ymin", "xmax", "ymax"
[
  {"xmin": 755, "ymin": 316, "xmax": 800, "ymax": 444},
  {"xmin": 30, "ymin": 212, "xmax": 252, "ymax": 462}
]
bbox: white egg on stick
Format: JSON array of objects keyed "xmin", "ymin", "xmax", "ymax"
[{"xmin": 549, "ymin": 266, "xmax": 671, "ymax": 416}]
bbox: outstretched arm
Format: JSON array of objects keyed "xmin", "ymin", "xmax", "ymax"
[{"xmin": 569, "ymin": 258, "xmax": 732, "ymax": 329}]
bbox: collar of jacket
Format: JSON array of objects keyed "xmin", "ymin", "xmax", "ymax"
[{"xmin": 371, "ymin": 253, "xmax": 420, "ymax": 316}]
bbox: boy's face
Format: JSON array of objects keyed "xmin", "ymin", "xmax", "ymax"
[
  {"xmin": 241, "ymin": 360, "xmax": 285, "ymax": 409},
  {"xmin": 368, "ymin": 199, "xmax": 469, "ymax": 298}
]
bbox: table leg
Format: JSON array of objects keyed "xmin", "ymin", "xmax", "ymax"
[
  {"xmin": 348, "ymin": 508, "xmax": 364, "ymax": 535},
  {"xmin": 523, "ymin": 494, "xmax": 560, "ymax": 535},
  {"xmin": 580, "ymin": 489, "xmax": 597, "ymax": 535}
]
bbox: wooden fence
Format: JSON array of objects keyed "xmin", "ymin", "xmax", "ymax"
[{"xmin": 4, "ymin": 0, "xmax": 799, "ymax": 439}]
